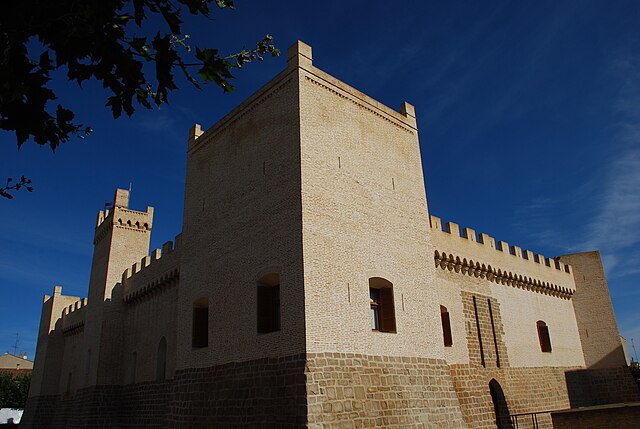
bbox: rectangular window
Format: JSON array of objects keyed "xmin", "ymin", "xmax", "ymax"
[
  {"xmin": 440, "ymin": 306, "xmax": 453, "ymax": 347},
  {"xmin": 369, "ymin": 278, "xmax": 396, "ymax": 333},
  {"xmin": 192, "ymin": 306, "xmax": 209, "ymax": 348},
  {"xmin": 257, "ymin": 284, "xmax": 280, "ymax": 333}
]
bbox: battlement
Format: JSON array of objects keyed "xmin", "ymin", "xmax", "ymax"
[
  {"xmin": 61, "ymin": 297, "xmax": 88, "ymax": 335},
  {"xmin": 429, "ymin": 215, "xmax": 573, "ymax": 275},
  {"xmin": 189, "ymin": 41, "xmax": 417, "ymax": 154},
  {"xmin": 94, "ymin": 202, "xmax": 154, "ymax": 245},
  {"xmin": 120, "ymin": 234, "xmax": 182, "ymax": 303}
]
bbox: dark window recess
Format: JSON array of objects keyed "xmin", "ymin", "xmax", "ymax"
[
  {"xmin": 440, "ymin": 305, "xmax": 453, "ymax": 347},
  {"xmin": 537, "ymin": 321, "xmax": 552, "ymax": 353},
  {"xmin": 156, "ymin": 337, "xmax": 167, "ymax": 381},
  {"xmin": 192, "ymin": 298, "xmax": 209, "ymax": 348},
  {"xmin": 257, "ymin": 273, "xmax": 281, "ymax": 334},
  {"xmin": 369, "ymin": 277, "xmax": 396, "ymax": 333}
]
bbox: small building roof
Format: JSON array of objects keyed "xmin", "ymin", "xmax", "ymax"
[{"xmin": 0, "ymin": 353, "xmax": 33, "ymax": 370}]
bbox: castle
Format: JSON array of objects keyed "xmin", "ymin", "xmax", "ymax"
[{"xmin": 22, "ymin": 41, "xmax": 639, "ymax": 428}]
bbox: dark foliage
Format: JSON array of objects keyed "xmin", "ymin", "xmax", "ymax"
[
  {"xmin": 0, "ymin": 372, "xmax": 31, "ymax": 409},
  {"xmin": 0, "ymin": 0, "xmax": 279, "ymax": 198}
]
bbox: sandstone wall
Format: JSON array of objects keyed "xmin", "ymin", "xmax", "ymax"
[
  {"xmin": 298, "ymin": 44, "xmax": 445, "ymax": 360},
  {"xmin": 178, "ymin": 54, "xmax": 306, "ymax": 368}
]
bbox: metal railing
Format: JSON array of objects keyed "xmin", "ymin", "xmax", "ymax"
[{"xmin": 509, "ymin": 409, "xmax": 557, "ymax": 429}]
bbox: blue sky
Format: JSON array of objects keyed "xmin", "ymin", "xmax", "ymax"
[{"xmin": 1, "ymin": 1, "xmax": 639, "ymax": 362}]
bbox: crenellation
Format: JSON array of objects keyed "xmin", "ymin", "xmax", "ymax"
[
  {"xmin": 151, "ymin": 248, "xmax": 161, "ymax": 261},
  {"xmin": 497, "ymin": 241, "xmax": 509, "ymax": 252},
  {"xmin": 446, "ymin": 221, "xmax": 460, "ymax": 236},
  {"xmin": 477, "ymin": 232, "xmax": 494, "ymax": 248},
  {"xmin": 429, "ymin": 215, "xmax": 443, "ymax": 231},
  {"xmin": 462, "ymin": 227, "xmax": 476, "ymax": 242},
  {"xmin": 430, "ymin": 217, "xmax": 575, "ymax": 279}
]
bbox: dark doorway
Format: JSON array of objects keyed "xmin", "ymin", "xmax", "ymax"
[{"xmin": 489, "ymin": 379, "xmax": 513, "ymax": 428}]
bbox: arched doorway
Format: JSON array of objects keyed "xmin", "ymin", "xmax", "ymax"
[{"xmin": 489, "ymin": 379, "xmax": 512, "ymax": 429}]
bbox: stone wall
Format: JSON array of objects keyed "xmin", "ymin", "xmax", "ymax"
[
  {"xmin": 565, "ymin": 366, "xmax": 640, "ymax": 407},
  {"xmin": 551, "ymin": 402, "xmax": 640, "ymax": 429},
  {"xmin": 22, "ymin": 354, "xmax": 307, "ymax": 429},
  {"xmin": 305, "ymin": 353, "xmax": 465, "ymax": 428},
  {"xmin": 449, "ymin": 365, "xmax": 574, "ymax": 429},
  {"xmin": 559, "ymin": 251, "xmax": 628, "ymax": 368}
]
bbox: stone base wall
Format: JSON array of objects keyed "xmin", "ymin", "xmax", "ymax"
[
  {"xmin": 22, "ymin": 354, "xmax": 640, "ymax": 428},
  {"xmin": 167, "ymin": 354, "xmax": 307, "ymax": 428},
  {"xmin": 449, "ymin": 365, "xmax": 575, "ymax": 429},
  {"xmin": 551, "ymin": 402, "xmax": 640, "ymax": 429},
  {"xmin": 565, "ymin": 366, "xmax": 640, "ymax": 407},
  {"xmin": 305, "ymin": 353, "xmax": 466, "ymax": 429},
  {"xmin": 22, "ymin": 354, "xmax": 307, "ymax": 429},
  {"xmin": 21, "ymin": 385, "xmax": 122, "ymax": 428}
]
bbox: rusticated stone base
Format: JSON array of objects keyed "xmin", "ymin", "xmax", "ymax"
[
  {"xmin": 22, "ymin": 354, "xmax": 307, "ymax": 429},
  {"xmin": 167, "ymin": 354, "xmax": 308, "ymax": 428},
  {"xmin": 449, "ymin": 365, "xmax": 575, "ymax": 429},
  {"xmin": 551, "ymin": 402, "xmax": 640, "ymax": 429},
  {"xmin": 305, "ymin": 353, "xmax": 466, "ymax": 428},
  {"xmin": 565, "ymin": 366, "xmax": 640, "ymax": 407}
]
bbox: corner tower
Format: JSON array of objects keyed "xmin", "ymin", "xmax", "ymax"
[{"xmin": 88, "ymin": 189, "xmax": 154, "ymax": 304}]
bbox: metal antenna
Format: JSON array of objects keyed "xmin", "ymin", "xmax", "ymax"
[{"xmin": 12, "ymin": 333, "xmax": 19, "ymax": 356}]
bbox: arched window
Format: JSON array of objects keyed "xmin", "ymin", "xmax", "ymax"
[
  {"xmin": 537, "ymin": 321, "xmax": 552, "ymax": 352},
  {"xmin": 257, "ymin": 273, "xmax": 280, "ymax": 334},
  {"xmin": 369, "ymin": 277, "xmax": 396, "ymax": 333},
  {"xmin": 440, "ymin": 305, "xmax": 453, "ymax": 347},
  {"xmin": 192, "ymin": 297, "xmax": 209, "ymax": 348},
  {"xmin": 156, "ymin": 337, "xmax": 167, "ymax": 381}
]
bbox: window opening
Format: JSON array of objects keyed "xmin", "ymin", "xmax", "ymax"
[
  {"xmin": 440, "ymin": 305, "xmax": 453, "ymax": 347},
  {"xmin": 192, "ymin": 297, "xmax": 209, "ymax": 348},
  {"xmin": 156, "ymin": 337, "xmax": 167, "ymax": 381},
  {"xmin": 369, "ymin": 277, "xmax": 396, "ymax": 333},
  {"xmin": 537, "ymin": 321, "xmax": 552, "ymax": 352},
  {"xmin": 257, "ymin": 273, "xmax": 281, "ymax": 334}
]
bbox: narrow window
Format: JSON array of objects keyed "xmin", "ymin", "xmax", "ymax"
[
  {"xmin": 156, "ymin": 337, "xmax": 167, "ymax": 381},
  {"xmin": 130, "ymin": 352, "xmax": 137, "ymax": 384},
  {"xmin": 66, "ymin": 372, "xmax": 72, "ymax": 394},
  {"xmin": 86, "ymin": 349, "xmax": 91, "ymax": 376},
  {"xmin": 257, "ymin": 273, "xmax": 281, "ymax": 334},
  {"xmin": 192, "ymin": 297, "xmax": 209, "ymax": 348},
  {"xmin": 473, "ymin": 296, "xmax": 485, "ymax": 367},
  {"xmin": 440, "ymin": 305, "xmax": 453, "ymax": 347},
  {"xmin": 537, "ymin": 321, "xmax": 552, "ymax": 352},
  {"xmin": 488, "ymin": 300, "xmax": 500, "ymax": 368},
  {"xmin": 369, "ymin": 277, "xmax": 396, "ymax": 333}
]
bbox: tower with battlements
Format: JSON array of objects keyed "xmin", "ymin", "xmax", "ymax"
[{"xmin": 22, "ymin": 41, "xmax": 639, "ymax": 428}]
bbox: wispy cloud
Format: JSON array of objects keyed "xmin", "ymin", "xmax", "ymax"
[
  {"xmin": 577, "ymin": 56, "xmax": 640, "ymax": 273},
  {"xmin": 138, "ymin": 113, "xmax": 176, "ymax": 132}
]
